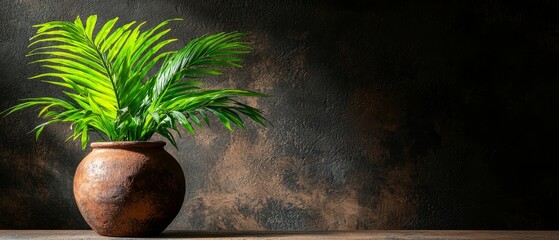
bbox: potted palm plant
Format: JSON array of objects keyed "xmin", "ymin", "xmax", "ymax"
[{"xmin": 3, "ymin": 15, "xmax": 268, "ymax": 237}]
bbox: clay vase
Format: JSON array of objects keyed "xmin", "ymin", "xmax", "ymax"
[{"xmin": 73, "ymin": 141, "xmax": 185, "ymax": 237}]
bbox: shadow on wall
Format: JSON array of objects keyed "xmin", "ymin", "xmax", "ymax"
[
  {"xmin": 170, "ymin": 0, "xmax": 559, "ymax": 230},
  {"xmin": 0, "ymin": 117, "xmax": 88, "ymax": 228}
]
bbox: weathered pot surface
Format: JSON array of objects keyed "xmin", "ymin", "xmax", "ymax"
[{"xmin": 73, "ymin": 141, "xmax": 185, "ymax": 237}]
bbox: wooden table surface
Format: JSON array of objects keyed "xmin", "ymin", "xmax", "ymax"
[{"xmin": 0, "ymin": 230, "xmax": 558, "ymax": 239}]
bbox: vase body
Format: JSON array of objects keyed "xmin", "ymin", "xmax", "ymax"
[{"xmin": 73, "ymin": 141, "xmax": 185, "ymax": 237}]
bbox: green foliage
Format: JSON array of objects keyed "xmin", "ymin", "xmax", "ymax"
[{"xmin": 2, "ymin": 15, "xmax": 268, "ymax": 149}]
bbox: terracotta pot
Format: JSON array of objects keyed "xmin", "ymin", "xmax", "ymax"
[{"xmin": 73, "ymin": 141, "xmax": 185, "ymax": 237}]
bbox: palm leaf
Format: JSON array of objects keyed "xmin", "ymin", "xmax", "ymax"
[{"xmin": 3, "ymin": 15, "xmax": 269, "ymax": 149}]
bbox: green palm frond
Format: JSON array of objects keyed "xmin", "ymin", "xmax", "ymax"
[{"xmin": 2, "ymin": 15, "xmax": 269, "ymax": 149}]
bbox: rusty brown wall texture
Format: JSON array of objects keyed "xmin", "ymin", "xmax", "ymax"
[{"xmin": 1, "ymin": 0, "xmax": 559, "ymax": 230}]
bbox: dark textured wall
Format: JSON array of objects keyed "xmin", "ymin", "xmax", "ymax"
[{"xmin": 1, "ymin": 0, "xmax": 559, "ymax": 230}]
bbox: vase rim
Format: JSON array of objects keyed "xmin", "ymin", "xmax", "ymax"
[{"xmin": 90, "ymin": 141, "xmax": 166, "ymax": 149}]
